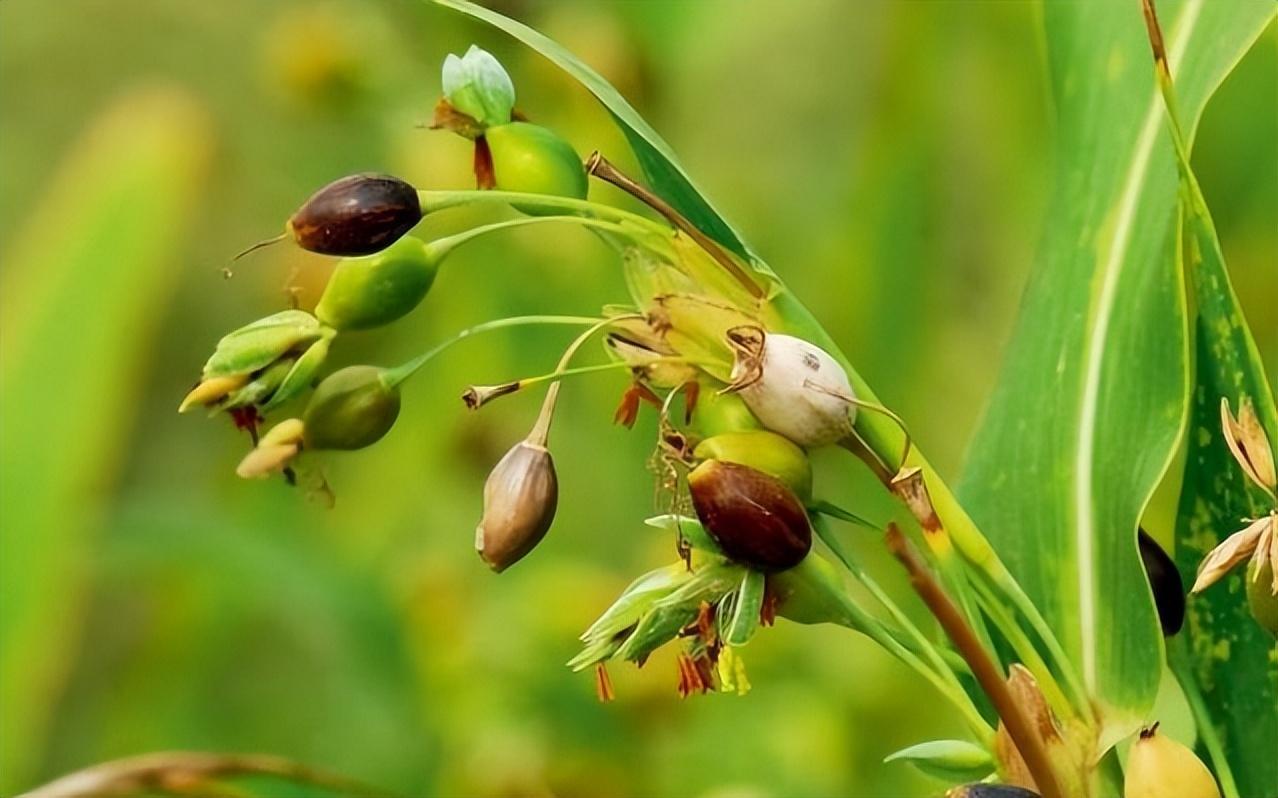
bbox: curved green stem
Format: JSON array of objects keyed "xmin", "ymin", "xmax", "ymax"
[
  {"xmin": 424, "ymin": 215, "xmax": 636, "ymax": 261},
  {"xmin": 417, "ymin": 189, "xmax": 671, "ymax": 235},
  {"xmin": 383, "ymin": 315, "xmax": 602, "ymax": 387}
]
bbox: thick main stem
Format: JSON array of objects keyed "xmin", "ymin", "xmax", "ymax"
[{"xmin": 885, "ymin": 524, "xmax": 1066, "ymax": 798}]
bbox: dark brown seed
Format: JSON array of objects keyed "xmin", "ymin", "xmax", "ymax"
[
  {"xmin": 1138, "ymin": 528, "xmax": 1185, "ymax": 636},
  {"xmin": 288, "ymin": 173, "xmax": 422, "ymax": 256},
  {"xmin": 947, "ymin": 786, "xmax": 1041, "ymax": 798},
  {"xmin": 688, "ymin": 460, "xmax": 811, "ymax": 572}
]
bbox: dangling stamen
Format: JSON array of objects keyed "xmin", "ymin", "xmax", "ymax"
[{"xmin": 594, "ymin": 663, "xmax": 615, "ymax": 703}]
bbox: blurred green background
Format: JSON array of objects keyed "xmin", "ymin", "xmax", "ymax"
[{"xmin": 1, "ymin": 2, "xmax": 1274, "ymax": 796}]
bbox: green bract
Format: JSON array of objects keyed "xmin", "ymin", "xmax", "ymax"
[
  {"xmin": 694, "ymin": 429, "xmax": 812, "ymax": 500},
  {"xmin": 485, "ymin": 122, "xmax": 587, "ymax": 208},
  {"xmin": 302, "ymin": 366, "xmax": 400, "ymax": 450},
  {"xmin": 315, "ymin": 236, "xmax": 439, "ymax": 331},
  {"xmin": 195, "ymin": 310, "xmax": 335, "ymax": 412},
  {"xmin": 201, "ymin": 310, "xmax": 323, "ymax": 378},
  {"xmin": 441, "ymin": 45, "xmax": 515, "ymax": 128}
]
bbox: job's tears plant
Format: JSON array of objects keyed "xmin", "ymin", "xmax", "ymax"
[{"xmin": 177, "ymin": 2, "xmax": 1277, "ymax": 795}]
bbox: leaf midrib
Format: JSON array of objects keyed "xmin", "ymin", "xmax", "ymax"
[{"xmin": 1072, "ymin": 0, "xmax": 1204, "ymax": 690}]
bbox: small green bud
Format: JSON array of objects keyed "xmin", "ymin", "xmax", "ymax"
[
  {"xmin": 301, "ymin": 366, "xmax": 400, "ymax": 450},
  {"xmin": 694, "ymin": 430, "xmax": 812, "ymax": 500},
  {"xmin": 688, "ymin": 389, "xmax": 763, "ymax": 438},
  {"xmin": 288, "ymin": 173, "xmax": 422, "ymax": 256},
  {"xmin": 688, "ymin": 460, "xmax": 811, "ymax": 572},
  {"xmin": 315, "ymin": 235, "xmax": 438, "ymax": 331},
  {"xmin": 485, "ymin": 122, "xmax": 588, "ymax": 210},
  {"xmin": 261, "ymin": 331, "xmax": 334, "ymax": 412},
  {"xmin": 441, "ymin": 45, "xmax": 515, "ymax": 128}
]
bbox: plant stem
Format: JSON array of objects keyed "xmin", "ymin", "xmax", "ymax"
[
  {"xmin": 967, "ymin": 572, "xmax": 1075, "ymax": 721},
  {"xmin": 1168, "ymin": 637, "xmax": 1240, "ymax": 798},
  {"xmin": 424, "ymin": 214, "xmax": 632, "ymax": 261},
  {"xmin": 814, "ymin": 515, "xmax": 975, "ymax": 684},
  {"xmin": 416, "ymin": 188, "xmax": 671, "ymax": 236},
  {"xmin": 584, "ymin": 152, "xmax": 765, "ymax": 300},
  {"xmin": 828, "ymin": 581, "xmax": 995, "ymax": 743},
  {"xmin": 383, "ymin": 315, "xmax": 601, "ymax": 387},
  {"xmin": 528, "ymin": 317, "xmax": 621, "ymax": 445},
  {"xmin": 886, "ymin": 524, "xmax": 1067, "ymax": 798}
]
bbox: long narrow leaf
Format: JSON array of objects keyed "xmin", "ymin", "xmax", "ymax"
[{"xmin": 959, "ymin": 0, "xmax": 1274, "ymax": 749}]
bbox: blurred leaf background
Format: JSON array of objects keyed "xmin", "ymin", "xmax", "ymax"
[{"xmin": 1, "ymin": 2, "xmax": 1273, "ymax": 796}]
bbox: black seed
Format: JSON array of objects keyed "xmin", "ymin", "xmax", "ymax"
[{"xmin": 1138, "ymin": 528, "xmax": 1186, "ymax": 636}]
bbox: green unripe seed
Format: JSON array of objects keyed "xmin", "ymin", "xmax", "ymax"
[
  {"xmin": 302, "ymin": 366, "xmax": 400, "ymax": 451},
  {"xmin": 485, "ymin": 122, "xmax": 587, "ymax": 212},
  {"xmin": 688, "ymin": 389, "xmax": 764, "ymax": 438},
  {"xmin": 315, "ymin": 236, "xmax": 438, "ymax": 331},
  {"xmin": 1247, "ymin": 557, "xmax": 1278, "ymax": 638},
  {"xmin": 694, "ymin": 430, "xmax": 812, "ymax": 500}
]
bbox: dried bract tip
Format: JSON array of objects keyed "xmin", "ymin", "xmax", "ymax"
[
  {"xmin": 179, "ymin": 374, "xmax": 249, "ymax": 413},
  {"xmin": 1221, "ymin": 396, "xmax": 1277, "ymax": 493},
  {"xmin": 726, "ymin": 328, "xmax": 855, "ymax": 448},
  {"xmin": 1192, "ymin": 514, "xmax": 1273, "ymax": 594},
  {"xmin": 462, "ymin": 382, "xmax": 521, "ymax": 410},
  {"xmin": 476, "ymin": 439, "xmax": 558, "ymax": 572}
]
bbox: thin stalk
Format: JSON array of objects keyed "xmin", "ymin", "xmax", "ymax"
[
  {"xmin": 967, "ymin": 571, "xmax": 1074, "ymax": 721},
  {"xmin": 423, "ymin": 215, "xmax": 632, "ymax": 261},
  {"xmin": 416, "ymin": 188, "xmax": 671, "ymax": 236},
  {"xmin": 528, "ymin": 317, "xmax": 619, "ymax": 445},
  {"xmin": 1168, "ymin": 637, "xmax": 1240, "ymax": 798},
  {"xmin": 828, "ymin": 583, "xmax": 995, "ymax": 743},
  {"xmin": 886, "ymin": 524, "xmax": 1067, "ymax": 798},
  {"xmin": 814, "ymin": 515, "xmax": 975, "ymax": 684},
  {"xmin": 383, "ymin": 315, "xmax": 601, "ymax": 387},
  {"xmin": 584, "ymin": 153, "xmax": 764, "ymax": 300}
]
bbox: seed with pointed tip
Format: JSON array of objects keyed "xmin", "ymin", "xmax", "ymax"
[
  {"xmin": 288, "ymin": 173, "xmax": 422, "ymax": 256},
  {"xmin": 688, "ymin": 460, "xmax": 811, "ymax": 572},
  {"xmin": 476, "ymin": 440, "xmax": 558, "ymax": 572},
  {"xmin": 1125, "ymin": 724, "xmax": 1220, "ymax": 798},
  {"xmin": 1138, "ymin": 529, "xmax": 1185, "ymax": 636}
]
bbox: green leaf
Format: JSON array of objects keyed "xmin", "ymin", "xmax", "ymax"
[
  {"xmin": 883, "ymin": 739, "xmax": 993, "ymax": 784},
  {"xmin": 958, "ymin": 0, "xmax": 1274, "ymax": 750},
  {"xmin": 0, "ymin": 88, "xmax": 212, "ymax": 791},
  {"xmin": 429, "ymin": 0, "xmax": 761, "ymax": 266},
  {"xmin": 1146, "ymin": 8, "xmax": 1278, "ymax": 791}
]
